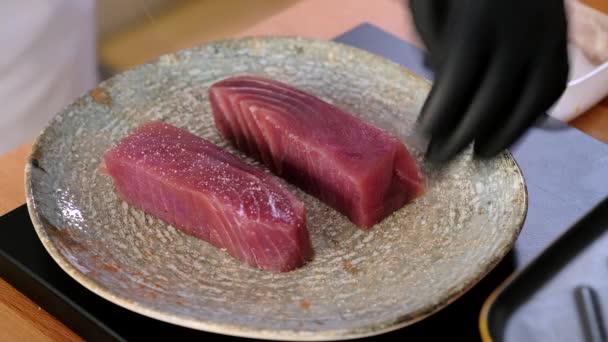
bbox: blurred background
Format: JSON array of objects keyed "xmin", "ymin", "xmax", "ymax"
[
  {"xmin": 1, "ymin": 0, "xmax": 607, "ymax": 154},
  {"xmin": 97, "ymin": 0, "xmax": 303, "ymax": 74}
]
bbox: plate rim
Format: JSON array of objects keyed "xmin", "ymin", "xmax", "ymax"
[{"xmin": 24, "ymin": 35, "xmax": 528, "ymax": 341}]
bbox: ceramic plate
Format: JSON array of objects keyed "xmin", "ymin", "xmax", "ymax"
[{"xmin": 25, "ymin": 37, "xmax": 527, "ymax": 341}]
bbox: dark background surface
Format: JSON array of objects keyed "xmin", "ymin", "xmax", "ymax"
[{"xmin": 1, "ymin": 23, "xmax": 607, "ymax": 341}]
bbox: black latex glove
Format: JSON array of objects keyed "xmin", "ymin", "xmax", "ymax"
[{"xmin": 410, "ymin": 0, "xmax": 569, "ymax": 163}]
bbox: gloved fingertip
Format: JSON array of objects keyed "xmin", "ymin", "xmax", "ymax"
[
  {"xmin": 415, "ymin": 110, "xmax": 436, "ymax": 137},
  {"xmin": 423, "ymin": 53, "xmax": 437, "ymax": 71},
  {"xmin": 473, "ymin": 142, "xmax": 503, "ymax": 160},
  {"xmin": 532, "ymin": 114, "xmax": 549, "ymax": 128},
  {"xmin": 424, "ymin": 139, "xmax": 452, "ymax": 165}
]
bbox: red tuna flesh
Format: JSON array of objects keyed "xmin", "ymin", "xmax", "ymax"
[
  {"xmin": 209, "ymin": 76, "xmax": 425, "ymax": 228},
  {"xmin": 102, "ymin": 121, "xmax": 312, "ymax": 272}
]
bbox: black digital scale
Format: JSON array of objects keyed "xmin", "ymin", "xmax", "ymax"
[{"xmin": 1, "ymin": 24, "xmax": 607, "ymax": 341}]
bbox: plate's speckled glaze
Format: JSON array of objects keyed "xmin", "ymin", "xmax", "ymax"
[{"xmin": 25, "ymin": 37, "xmax": 527, "ymax": 341}]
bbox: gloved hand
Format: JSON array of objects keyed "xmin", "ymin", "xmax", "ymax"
[{"xmin": 410, "ymin": 0, "xmax": 569, "ymax": 163}]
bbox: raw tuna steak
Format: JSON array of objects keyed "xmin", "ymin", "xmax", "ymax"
[
  {"xmin": 209, "ymin": 76, "xmax": 425, "ymax": 228},
  {"xmin": 102, "ymin": 121, "xmax": 312, "ymax": 272}
]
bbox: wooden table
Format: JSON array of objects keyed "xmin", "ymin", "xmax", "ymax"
[{"xmin": 1, "ymin": 1, "xmax": 607, "ymax": 340}]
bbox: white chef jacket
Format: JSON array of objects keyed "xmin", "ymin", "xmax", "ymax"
[{"xmin": 0, "ymin": 0, "xmax": 98, "ymax": 154}]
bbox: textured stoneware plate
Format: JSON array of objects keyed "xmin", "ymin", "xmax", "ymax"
[{"xmin": 25, "ymin": 37, "xmax": 527, "ymax": 341}]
